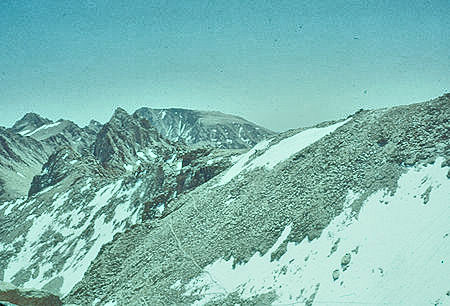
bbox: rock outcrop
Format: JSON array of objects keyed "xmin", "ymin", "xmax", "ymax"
[
  {"xmin": 0, "ymin": 282, "xmax": 62, "ymax": 306},
  {"xmin": 93, "ymin": 108, "xmax": 175, "ymax": 171}
]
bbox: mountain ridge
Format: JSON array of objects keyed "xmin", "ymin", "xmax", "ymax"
[
  {"xmin": 0, "ymin": 95, "xmax": 448, "ymax": 305},
  {"xmin": 63, "ymin": 94, "xmax": 450, "ymax": 305}
]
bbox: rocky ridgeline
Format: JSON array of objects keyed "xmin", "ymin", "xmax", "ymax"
[
  {"xmin": 10, "ymin": 113, "xmax": 52, "ymax": 135},
  {"xmin": 64, "ymin": 94, "xmax": 449, "ymax": 305},
  {"xmin": 10, "ymin": 113, "xmax": 99, "ymax": 156},
  {"xmin": 134, "ymin": 107, "xmax": 275, "ymax": 149},
  {"xmin": 0, "ymin": 107, "xmax": 272, "ymax": 201}
]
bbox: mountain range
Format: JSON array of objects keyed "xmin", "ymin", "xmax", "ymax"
[{"xmin": 0, "ymin": 95, "xmax": 449, "ymax": 306}]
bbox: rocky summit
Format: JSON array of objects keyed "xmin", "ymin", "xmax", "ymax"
[{"xmin": 0, "ymin": 95, "xmax": 449, "ymax": 306}]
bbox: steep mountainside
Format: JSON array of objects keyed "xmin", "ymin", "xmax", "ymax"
[
  {"xmin": 0, "ymin": 114, "xmax": 101, "ymax": 200},
  {"xmin": 134, "ymin": 107, "xmax": 275, "ymax": 149},
  {"xmin": 0, "ymin": 108, "xmax": 241, "ymax": 298},
  {"xmin": 0, "ymin": 128, "xmax": 50, "ymax": 201},
  {"xmin": 65, "ymin": 95, "xmax": 450, "ymax": 305}
]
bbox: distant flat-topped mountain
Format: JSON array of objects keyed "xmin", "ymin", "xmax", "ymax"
[{"xmin": 134, "ymin": 107, "xmax": 275, "ymax": 149}]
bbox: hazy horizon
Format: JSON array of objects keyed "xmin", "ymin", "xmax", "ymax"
[{"xmin": 1, "ymin": 0, "xmax": 449, "ymax": 132}]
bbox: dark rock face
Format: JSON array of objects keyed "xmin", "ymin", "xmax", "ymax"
[
  {"xmin": 141, "ymin": 147, "xmax": 235, "ymax": 220},
  {"xmin": 28, "ymin": 146, "xmax": 106, "ymax": 197},
  {"xmin": 0, "ymin": 282, "xmax": 62, "ymax": 306},
  {"xmin": 87, "ymin": 120, "xmax": 103, "ymax": 134},
  {"xmin": 134, "ymin": 107, "xmax": 275, "ymax": 149}
]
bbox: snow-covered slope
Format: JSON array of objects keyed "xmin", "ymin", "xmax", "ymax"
[
  {"xmin": 64, "ymin": 94, "xmax": 450, "ymax": 305},
  {"xmin": 134, "ymin": 107, "xmax": 275, "ymax": 149},
  {"xmin": 0, "ymin": 109, "xmax": 240, "ymax": 298}
]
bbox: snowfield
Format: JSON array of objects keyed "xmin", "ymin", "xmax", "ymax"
[{"xmin": 184, "ymin": 158, "xmax": 450, "ymax": 305}]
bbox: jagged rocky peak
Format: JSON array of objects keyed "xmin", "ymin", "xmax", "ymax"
[
  {"xmin": 93, "ymin": 107, "xmax": 174, "ymax": 170},
  {"xmin": 10, "ymin": 113, "xmax": 52, "ymax": 136},
  {"xmin": 87, "ymin": 120, "xmax": 103, "ymax": 133},
  {"xmin": 134, "ymin": 107, "xmax": 275, "ymax": 149}
]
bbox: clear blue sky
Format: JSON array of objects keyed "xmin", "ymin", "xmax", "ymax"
[{"xmin": 1, "ymin": 0, "xmax": 449, "ymax": 131}]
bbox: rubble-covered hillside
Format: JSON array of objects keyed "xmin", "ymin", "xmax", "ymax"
[
  {"xmin": 0, "ymin": 108, "xmax": 246, "ymax": 299},
  {"xmin": 65, "ymin": 94, "xmax": 449, "ymax": 305}
]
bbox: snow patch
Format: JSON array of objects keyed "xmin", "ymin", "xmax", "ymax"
[
  {"xmin": 147, "ymin": 148, "xmax": 157, "ymax": 158},
  {"xmin": 187, "ymin": 158, "xmax": 450, "ymax": 305},
  {"xmin": 3, "ymin": 197, "xmax": 26, "ymax": 215},
  {"xmin": 18, "ymin": 129, "xmax": 31, "ymax": 136},
  {"xmin": 215, "ymin": 139, "xmax": 270, "ymax": 186},
  {"xmin": 176, "ymin": 160, "xmax": 183, "ymax": 171},
  {"xmin": 80, "ymin": 178, "xmax": 92, "ymax": 193}
]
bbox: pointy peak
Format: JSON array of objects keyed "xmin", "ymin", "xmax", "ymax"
[
  {"xmin": 11, "ymin": 112, "xmax": 53, "ymax": 133},
  {"xmin": 13, "ymin": 112, "xmax": 52, "ymax": 126},
  {"xmin": 112, "ymin": 107, "xmax": 129, "ymax": 119}
]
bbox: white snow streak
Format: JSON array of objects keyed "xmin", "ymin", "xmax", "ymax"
[
  {"xmin": 216, "ymin": 139, "xmax": 270, "ymax": 186},
  {"xmin": 2, "ymin": 178, "xmax": 144, "ymax": 297},
  {"xmin": 26, "ymin": 122, "xmax": 62, "ymax": 137},
  {"xmin": 217, "ymin": 119, "xmax": 350, "ymax": 186},
  {"xmin": 18, "ymin": 129, "xmax": 31, "ymax": 136}
]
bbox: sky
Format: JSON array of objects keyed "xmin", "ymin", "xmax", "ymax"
[{"xmin": 0, "ymin": 0, "xmax": 449, "ymax": 132}]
